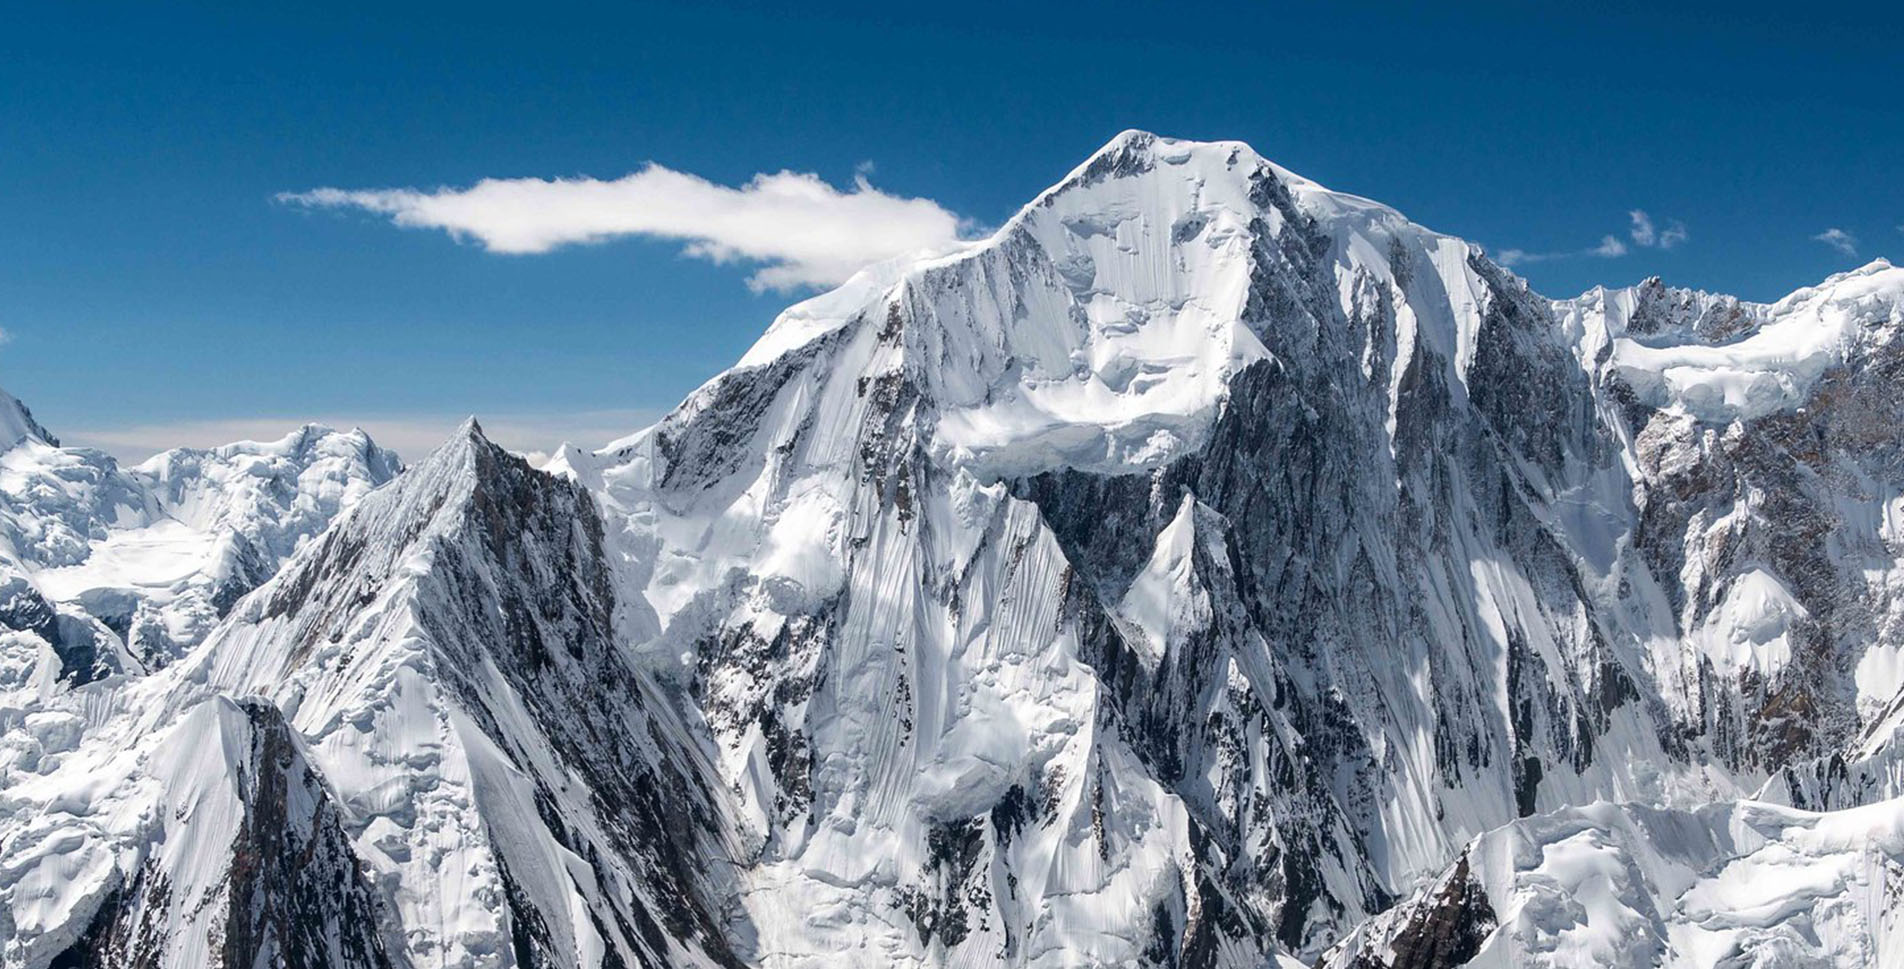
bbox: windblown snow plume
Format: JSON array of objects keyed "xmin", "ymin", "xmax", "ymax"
[{"xmin": 8, "ymin": 132, "xmax": 1904, "ymax": 969}]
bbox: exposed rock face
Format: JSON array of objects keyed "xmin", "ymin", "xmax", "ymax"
[
  {"xmin": 1559, "ymin": 264, "xmax": 1904, "ymax": 778},
  {"xmin": 1335, "ymin": 852, "xmax": 1493, "ymax": 969},
  {"xmin": 37, "ymin": 698, "xmax": 392, "ymax": 969},
  {"xmin": 575, "ymin": 132, "xmax": 1705, "ymax": 964},
  {"xmin": 6, "ymin": 132, "xmax": 1904, "ymax": 969},
  {"xmin": 191, "ymin": 423, "xmax": 750, "ymax": 969},
  {"xmin": 3, "ymin": 424, "xmax": 748, "ymax": 969}
]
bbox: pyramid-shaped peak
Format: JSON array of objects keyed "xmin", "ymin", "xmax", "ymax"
[{"xmin": 423, "ymin": 416, "xmax": 494, "ymax": 459}]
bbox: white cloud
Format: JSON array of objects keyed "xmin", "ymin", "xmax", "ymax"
[
  {"xmin": 1498, "ymin": 208, "xmax": 1688, "ymax": 269},
  {"xmin": 1628, "ymin": 209, "xmax": 1687, "ymax": 250},
  {"xmin": 280, "ymin": 164, "xmax": 971, "ymax": 293},
  {"xmin": 1813, "ymin": 227, "xmax": 1859, "ymax": 256},
  {"xmin": 1628, "ymin": 210, "xmax": 1656, "ymax": 247},
  {"xmin": 62, "ymin": 409, "xmax": 659, "ymax": 466},
  {"xmin": 1495, "ymin": 235, "xmax": 1628, "ymax": 267},
  {"xmin": 0, "ymin": 327, "xmax": 11, "ymax": 346}
]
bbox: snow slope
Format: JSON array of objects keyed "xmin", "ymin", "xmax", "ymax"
[
  {"xmin": 1323, "ymin": 795, "xmax": 1904, "ymax": 968},
  {"xmin": 0, "ymin": 392, "xmax": 54, "ymax": 453},
  {"xmin": 0, "ymin": 696, "xmax": 392, "ymax": 969}
]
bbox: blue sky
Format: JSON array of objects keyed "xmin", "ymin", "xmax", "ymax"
[{"xmin": 3, "ymin": 1, "xmax": 1897, "ymax": 460}]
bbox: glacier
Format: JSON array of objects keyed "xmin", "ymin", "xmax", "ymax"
[{"xmin": 4, "ymin": 131, "xmax": 1904, "ymax": 968}]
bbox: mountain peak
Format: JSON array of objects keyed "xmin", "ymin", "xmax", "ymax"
[
  {"xmin": 0, "ymin": 386, "xmax": 58, "ymax": 449},
  {"xmin": 1038, "ymin": 130, "xmax": 1267, "ymax": 204},
  {"xmin": 1102, "ymin": 127, "xmax": 1161, "ymax": 151},
  {"xmin": 1073, "ymin": 128, "xmax": 1163, "ymax": 175},
  {"xmin": 406, "ymin": 415, "xmax": 494, "ymax": 470}
]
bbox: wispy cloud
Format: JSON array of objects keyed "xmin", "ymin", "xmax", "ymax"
[
  {"xmin": 279, "ymin": 164, "xmax": 971, "ymax": 293},
  {"xmin": 1496, "ymin": 234, "xmax": 1628, "ymax": 267},
  {"xmin": 62, "ymin": 409, "xmax": 660, "ymax": 467},
  {"xmin": 1813, "ymin": 227, "xmax": 1859, "ymax": 256},
  {"xmin": 0, "ymin": 327, "xmax": 11, "ymax": 347},
  {"xmin": 1496, "ymin": 208, "xmax": 1687, "ymax": 268},
  {"xmin": 1628, "ymin": 209, "xmax": 1687, "ymax": 250}
]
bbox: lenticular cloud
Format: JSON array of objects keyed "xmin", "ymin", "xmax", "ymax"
[{"xmin": 280, "ymin": 164, "xmax": 970, "ymax": 292}]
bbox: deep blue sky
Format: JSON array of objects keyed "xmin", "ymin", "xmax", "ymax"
[{"xmin": 4, "ymin": 1, "xmax": 1897, "ymax": 457}]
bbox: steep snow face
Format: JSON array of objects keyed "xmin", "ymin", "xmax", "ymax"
[
  {"xmin": 0, "ymin": 403, "xmax": 401, "ymax": 674},
  {"xmin": 0, "ymin": 390, "xmax": 56, "ymax": 451},
  {"xmin": 0, "ymin": 697, "xmax": 393, "ymax": 969},
  {"xmin": 1559, "ymin": 262, "xmax": 1904, "ymax": 778},
  {"xmin": 920, "ymin": 135, "xmax": 1276, "ymax": 476},
  {"xmin": 1, "ymin": 424, "xmax": 747, "ymax": 969},
  {"xmin": 181, "ymin": 423, "xmax": 748, "ymax": 969},
  {"xmin": 726, "ymin": 131, "xmax": 1496, "ymax": 481},
  {"xmin": 1322, "ymin": 795, "xmax": 1904, "ymax": 969},
  {"xmin": 573, "ymin": 133, "xmax": 1904, "ymax": 966},
  {"xmin": 573, "ymin": 131, "xmax": 1697, "ymax": 965}
]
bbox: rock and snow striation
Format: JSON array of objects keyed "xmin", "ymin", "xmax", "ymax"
[
  {"xmin": 5, "ymin": 131, "xmax": 1904, "ymax": 968},
  {"xmin": 3, "ymin": 422, "xmax": 745, "ymax": 969}
]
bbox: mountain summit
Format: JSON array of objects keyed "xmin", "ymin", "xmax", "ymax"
[
  {"xmin": 0, "ymin": 388, "xmax": 56, "ymax": 450},
  {"xmin": 5, "ymin": 133, "xmax": 1904, "ymax": 969}
]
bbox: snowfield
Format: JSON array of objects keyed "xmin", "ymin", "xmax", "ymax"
[{"xmin": 4, "ymin": 132, "xmax": 1904, "ymax": 969}]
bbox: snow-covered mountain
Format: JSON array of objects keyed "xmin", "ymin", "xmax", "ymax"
[
  {"xmin": 1321, "ymin": 795, "xmax": 1904, "ymax": 968},
  {"xmin": 5, "ymin": 132, "xmax": 1904, "ymax": 969},
  {"xmin": 0, "ymin": 411, "xmax": 400, "ymax": 684}
]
